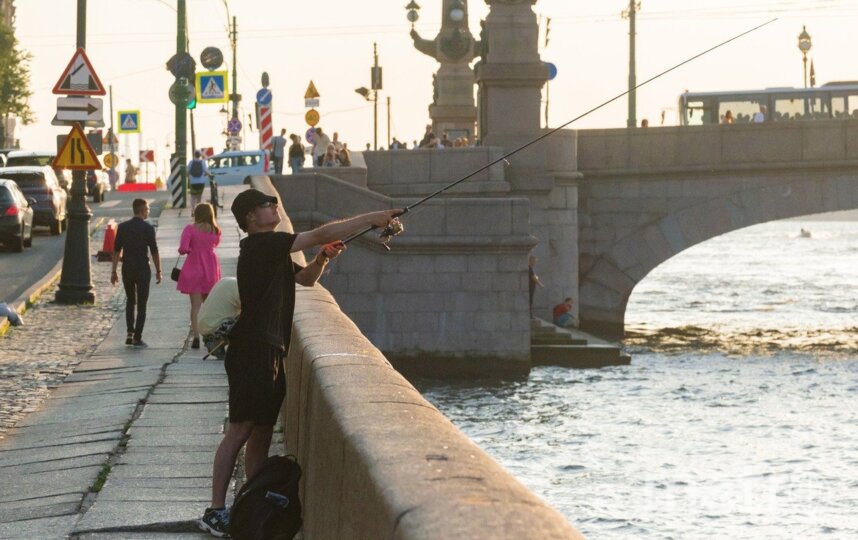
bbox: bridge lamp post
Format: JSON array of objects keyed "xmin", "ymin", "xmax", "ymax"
[
  {"xmin": 797, "ymin": 25, "xmax": 812, "ymax": 88},
  {"xmin": 405, "ymin": 0, "xmax": 421, "ymax": 28}
]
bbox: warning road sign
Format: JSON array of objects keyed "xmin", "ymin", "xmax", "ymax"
[
  {"xmin": 53, "ymin": 48, "xmax": 106, "ymax": 96},
  {"xmin": 196, "ymin": 71, "xmax": 229, "ymax": 104},
  {"xmin": 304, "ymin": 81, "xmax": 320, "ymax": 99},
  {"xmin": 117, "ymin": 110, "xmax": 141, "ymax": 134},
  {"xmin": 53, "ymin": 124, "xmax": 101, "ymax": 170}
]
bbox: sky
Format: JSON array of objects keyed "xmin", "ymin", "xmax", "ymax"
[{"xmin": 12, "ymin": 0, "xmax": 858, "ymax": 179}]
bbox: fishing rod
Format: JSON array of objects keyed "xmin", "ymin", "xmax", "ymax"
[{"xmin": 343, "ymin": 17, "xmax": 778, "ymax": 249}]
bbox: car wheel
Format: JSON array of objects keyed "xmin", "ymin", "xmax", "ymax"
[
  {"xmin": 50, "ymin": 217, "xmax": 61, "ymax": 235},
  {"xmin": 11, "ymin": 227, "xmax": 24, "ymax": 252}
]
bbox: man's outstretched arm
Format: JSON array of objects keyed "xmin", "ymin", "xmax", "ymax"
[{"xmin": 291, "ymin": 209, "xmax": 401, "ymax": 253}]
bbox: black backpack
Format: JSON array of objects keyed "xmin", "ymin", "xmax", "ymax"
[
  {"xmin": 230, "ymin": 455, "xmax": 303, "ymax": 540},
  {"xmin": 189, "ymin": 159, "xmax": 203, "ymax": 177}
]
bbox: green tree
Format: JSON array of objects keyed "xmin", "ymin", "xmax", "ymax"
[{"xmin": 0, "ymin": 20, "xmax": 34, "ymax": 147}]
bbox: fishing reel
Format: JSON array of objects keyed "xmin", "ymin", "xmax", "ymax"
[{"xmin": 379, "ymin": 218, "xmax": 404, "ymax": 251}]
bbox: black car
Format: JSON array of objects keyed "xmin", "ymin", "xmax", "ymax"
[
  {"xmin": 0, "ymin": 166, "xmax": 67, "ymax": 235},
  {"xmin": 0, "ymin": 179, "xmax": 34, "ymax": 252}
]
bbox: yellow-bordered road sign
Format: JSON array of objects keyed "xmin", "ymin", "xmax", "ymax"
[
  {"xmin": 196, "ymin": 71, "xmax": 229, "ymax": 104},
  {"xmin": 103, "ymin": 152, "xmax": 119, "ymax": 168},
  {"xmin": 53, "ymin": 124, "xmax": 101, "ymax": 170},
  {"xmin": 117, "ymin": 110, "xmax": 141, "ymax": 134},
  {"xmin": 305, "ymin": 109, "xmax": 320, "ymax": 127}
]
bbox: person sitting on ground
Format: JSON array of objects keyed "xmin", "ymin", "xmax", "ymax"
[
  {"xmin": 552, "ymin": 297, "xmax": 579, "ymax": 328},
  {"xmin": 198, "ymin": 277, "xmax": 240, "ymax": 359}
]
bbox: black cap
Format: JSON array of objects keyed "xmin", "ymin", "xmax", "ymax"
[{"xmin": 231, "ymin": 189, "xmax": 278, "ymax": 231}]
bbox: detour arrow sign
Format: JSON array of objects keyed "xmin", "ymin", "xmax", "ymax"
[{"xmin": 52, "ymin": 96, "xmax": 104, "ymax": 127}]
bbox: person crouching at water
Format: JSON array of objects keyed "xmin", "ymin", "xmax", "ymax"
[{"xmin": 197, "ymin": 188, "xmax": 401, "ymax": 536}]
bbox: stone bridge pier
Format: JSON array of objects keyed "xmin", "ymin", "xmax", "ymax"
[{"xmin": 576, "ymin": 121, "xmax": 858, "ymax": 337}]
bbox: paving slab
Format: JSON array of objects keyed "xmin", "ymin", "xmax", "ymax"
[
  {"xmin": 0, "ymin": 498, "xmax": 81, "ymax": 523},
  {"xmin": 125, "ymin": 433, "xmax": 223, "ymax": 447},
  {"xmin": 96, "ymin": 485, "xmax": 209, "ymax": 503},
  {"xmin": 74, "ymin": 501, "xmax": 205, "ymax": 532},
  {"xmin": 108, "ymin": 464, "xmax": 213, "ymax": 479},
  {"xmin": 0, "ymin": 429, "xmax": 122, "ymax": 451},
  {"xmin": 78, "ymin": 533, "xmax": 208, "ymax": 539},
  {"xmin": 120, "ymin": 451, "xmax": 213, "ymax": 466},
  {"xmin": 0, "ymin": 452, "xmax": 107, "ymax": 476},
  {"xmin": 0, "ymin": 514, "xmax": 79, "ymax": 538},
  {"xmin": 0, "ymin": 439, "xmax": 117, "ymax": 466}
]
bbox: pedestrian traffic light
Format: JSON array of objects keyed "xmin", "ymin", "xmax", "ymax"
[{"xmin": 187, "ymin": 93, "xmax": 197, "ymax": 110}]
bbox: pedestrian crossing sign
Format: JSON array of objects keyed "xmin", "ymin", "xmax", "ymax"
[
  {"xmin": 196, "ymin": 71, "xmax": 229, "ymax": 104},
  {"xmin": 117, "ymin": 110, "xmax": 141, "ymax": 134}
]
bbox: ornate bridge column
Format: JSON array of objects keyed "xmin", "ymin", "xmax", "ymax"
[
  {"xmin": 475, "ymin": 0, "xmax": 547, "ymax": 144},
  {"xmin": 410, "ymin": 0, "xmax": 479, "ymax": 139}
]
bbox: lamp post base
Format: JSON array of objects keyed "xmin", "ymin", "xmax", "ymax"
[{"xmin": 54, "ymin": 171, "xmax": 96, "ymax": 305}]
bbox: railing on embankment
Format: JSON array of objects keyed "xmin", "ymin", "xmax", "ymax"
[{"xmin": 249, "ymin": 177, "xmax": 584, "ymax": 539}]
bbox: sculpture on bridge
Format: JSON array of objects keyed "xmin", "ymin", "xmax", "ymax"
[{"xmin": 408, "ymin": 0, "xmax": 480, "ymax": 141}]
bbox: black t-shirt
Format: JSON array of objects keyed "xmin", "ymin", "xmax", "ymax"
[
  {"xmin": 229, "ymin": 231, "xmax": 304, "ymax": 350},
  {"xmin": 114, "ymin": 217, "xmax": 158, "ymax": 272}
]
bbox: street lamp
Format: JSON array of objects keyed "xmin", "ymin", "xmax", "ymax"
[
  {"xmin": 405, "ymin": 1, "xmax": 420, "ymax": 28},
  {"xmin": 354, "ymin": 43, "xmax": 383, "ymax": 150},
  {"xmin": 798, "ymin": 25, "xmax": 812, "ymax": 88}
]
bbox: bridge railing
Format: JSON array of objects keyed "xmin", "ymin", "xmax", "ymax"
[{"xmin": 578, "ymin": 120, "xmax": 858, "ymax": 173}]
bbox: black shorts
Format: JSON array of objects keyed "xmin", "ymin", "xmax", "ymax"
[
  {"xmin": 189, "ymin": 183, "xmax": 205, "ymax": 195},
  {"xmin": 224, "ymin": 339, "xmax": 286, "ymax": 426}
]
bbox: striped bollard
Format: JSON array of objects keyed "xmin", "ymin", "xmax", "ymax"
[
  {"xmin": 259, "ymin": 105, "xmax": 273, "ymax": 151},
  {"xmin": 168, "ymin": 154, "xmax": 185, "ymax": 209}
]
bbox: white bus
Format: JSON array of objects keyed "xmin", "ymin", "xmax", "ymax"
[{"xmin": 679, "ymin": 81, "xmax": 858, "ymax": 125}]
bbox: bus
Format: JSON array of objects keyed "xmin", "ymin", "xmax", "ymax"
[{"xmin": 679, "ymin": 81, "xmax": 858, "ymax": 125}]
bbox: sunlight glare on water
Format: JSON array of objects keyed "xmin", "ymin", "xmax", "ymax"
[{"xmin": 418, "ymin": 219, "xmax": 858, "ymax": 540}]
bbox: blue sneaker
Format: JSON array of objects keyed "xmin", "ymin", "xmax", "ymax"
[{"xmin": 198, "ymin": 506, "xmax": 230, "ymax": 537}]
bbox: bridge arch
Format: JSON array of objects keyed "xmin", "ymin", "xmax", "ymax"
[{"xmin": 577, "ymin": 164, "xmax": 858, "ymax": 337}]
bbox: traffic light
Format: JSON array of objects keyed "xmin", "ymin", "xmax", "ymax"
[{"xmin": 187, "ymin": 95, "xmax": 197, "ymax": 110}]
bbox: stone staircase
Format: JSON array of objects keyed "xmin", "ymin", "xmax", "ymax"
[{"xmin": 530, "ymin": 318, "xmax": 631, "ymax": 368}]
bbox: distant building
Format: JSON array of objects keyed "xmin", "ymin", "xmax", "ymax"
[{"xmin": 0, "ymin": 0, "xmax": 17, "ymax": 148}]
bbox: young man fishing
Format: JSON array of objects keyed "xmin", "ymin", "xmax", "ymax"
[{"xmin": 199, "ymin": 188, "xmax": 401, "ymax": 536}]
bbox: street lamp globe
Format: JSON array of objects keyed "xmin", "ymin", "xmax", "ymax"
[
  {"xmin": 405, "ymin": 1, "xmax": 420, "ymax": 24},
  {"xmin": 449, "ymin": 0, "xmax": 465, "ymax": 22},
  {"xmin": 797, "ymin": 25, "xmax": 812, "ymax": 53}
]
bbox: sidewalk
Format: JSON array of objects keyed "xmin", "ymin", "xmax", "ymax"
[{"xmin": 0, "ymin": 193, "xmax": 252, "ymax": 539}]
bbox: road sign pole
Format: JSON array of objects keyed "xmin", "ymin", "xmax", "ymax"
[
  {"xmin": 56, "ymin": 0, "xmax": 95, "ymax": 305},
  {"xmin": 174, "ymin": 0, "xmax": 188, "ymax": 208}
]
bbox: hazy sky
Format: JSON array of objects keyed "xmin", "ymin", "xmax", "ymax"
[{"xmin": 12, "ymin": 0, "xmax": 858, "ymax": 172}]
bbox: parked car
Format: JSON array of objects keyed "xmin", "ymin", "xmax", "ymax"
[
  {"xmin": 0, "ymin": 179, "xmax": 34, "ymax": 252},
  {"xmin": 0, "ymin": 166, "xmax": 67, "ymax": 235},
  {"xmin": 5, "ymin": 150, "xmax": 72, "ymax": 192},
  {"xmin": 207, "ymin": 150, "xmax": 270, "ymax": 186}
]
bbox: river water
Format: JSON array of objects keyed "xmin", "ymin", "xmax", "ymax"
[{"xmin": 417, "ymin": 218, "xmax": 858, "ymax": 539}]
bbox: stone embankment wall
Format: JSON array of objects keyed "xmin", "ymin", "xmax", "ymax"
[{"xmin": 249, "ymin": 178, "xmax": 585, "ymax": 540}]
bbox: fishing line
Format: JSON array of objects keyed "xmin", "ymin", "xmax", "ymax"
[{"xmin": 343, "ymin": 17, "xmax": 778, "ymax": 248}]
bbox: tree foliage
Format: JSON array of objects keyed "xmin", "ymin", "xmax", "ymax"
[{"xmin": 0, "ymin": 19, "xmax": 34, "ymax": 127}]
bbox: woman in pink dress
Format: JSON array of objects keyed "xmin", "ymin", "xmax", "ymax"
[{"xmin": 177, "ymin": 203, "xmax": 222, "ymax": 349}]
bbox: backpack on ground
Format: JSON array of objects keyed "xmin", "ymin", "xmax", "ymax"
[
  {"xmin": 189, "ymin": 159, "xmax": 203, "ymax": 177},
  {"xmin": 230, "ymin": 455, "xmax": 303, "ymax": 540}
]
